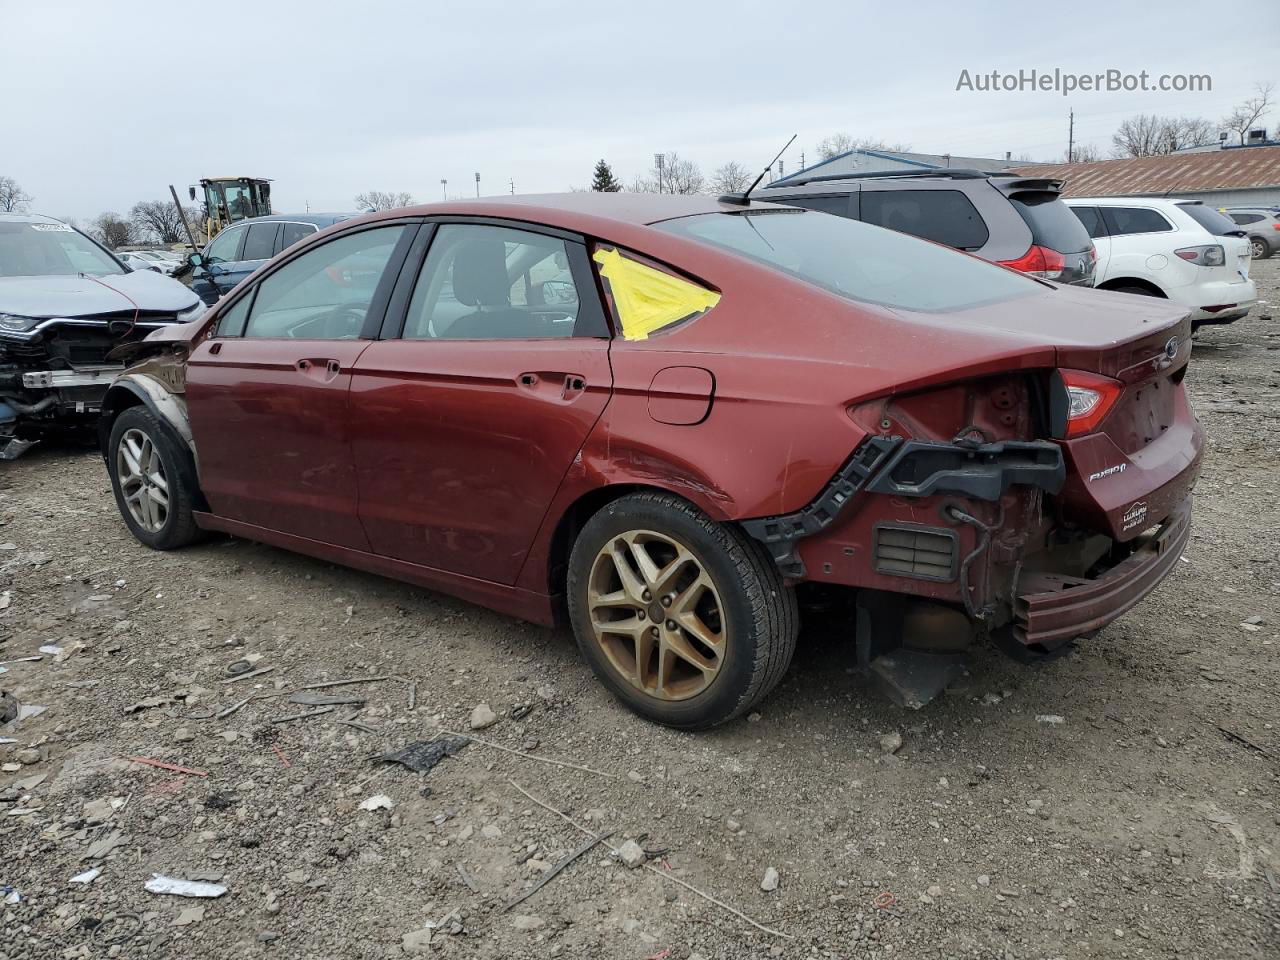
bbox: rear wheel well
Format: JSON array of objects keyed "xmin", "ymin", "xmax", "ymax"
[
  {"xmin": 547, "ymin": 484, "xmax": 714, "ymax": 615},
  {"xmin": 1097, "ymin": 277, "xmax": 1167, "ymax": 298}
]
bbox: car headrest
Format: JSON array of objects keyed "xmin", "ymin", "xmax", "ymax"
[{"xmin": 452, "ymin": 236, "xmax": 510, "ymax": 308}]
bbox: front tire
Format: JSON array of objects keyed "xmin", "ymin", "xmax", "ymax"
[
  {"xmin": 567, "ymin": 492, "xmax": 798, "ymax": 730},
  {"xmin": 107, "ymin": 406, "xmax": 203, "ymax": 550}
]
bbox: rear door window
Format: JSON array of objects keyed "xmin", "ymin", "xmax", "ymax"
[
  {"xmin": 859, "ymin": 189, "xmax": 989, "ymax": 250},
  {"xmin": 241, "ymin": 222, "xmax": 279, "ymax": 261},
  {"xmin": 279, "ymin": 221, "xmax": 317, "ymax": 252},
  {"xmin": 1069, "ymin": 205, "xmax": 1107, "ymax": 239},
  {"xmin": 1009, "ymin": 193, "xmax": 1092, "ymax": 252},
  {"xmin": 1228, "ymin": 212, "xmax": 1264, "ymax": 225},
  {"xmin": 1101, "ymin": 207, "xmax": 1173, "ymax": 236}
]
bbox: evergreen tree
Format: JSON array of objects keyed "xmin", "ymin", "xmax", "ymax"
[{"xmin": 590, "ymin": 159, "xmax": 622, "ymax": 192}]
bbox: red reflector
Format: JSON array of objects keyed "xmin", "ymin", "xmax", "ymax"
[
  {"xmin": 999, "ymin": 244, "xmax": 1067, "ymax": 280},
  {"xmin": 1060, "ymin": 369, "xmax": 1124, "ymax": 438},
  {"xmin": 1175, "ymin": 249, "xmax": 1199, "ymax": 261}
]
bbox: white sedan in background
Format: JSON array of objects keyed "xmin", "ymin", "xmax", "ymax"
[{"xmin": 1065, "ymin": 196, "xmax": 1256, "ymax": 329}]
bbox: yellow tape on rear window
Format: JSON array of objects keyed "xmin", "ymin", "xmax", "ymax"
[{"xmin": 592, "ymin": 247, "xmax": 720, "ymax": 341}]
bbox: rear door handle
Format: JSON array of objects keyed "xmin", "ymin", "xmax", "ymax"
[{"xmin": 296, "ymin": 358, "xmax": 342, "ymax": 383}]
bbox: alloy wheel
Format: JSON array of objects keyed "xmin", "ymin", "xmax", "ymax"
[
  {"xmin": 1252, "ymin": 238, "xmax": 1266, "ymax": 259},
  {"xmin": 116, "ymin": 428, "xmax": 169, "ymax": 533},
  {"xmin": 586, "ymin": 529, "xmax": 725, "ymax": 701}
]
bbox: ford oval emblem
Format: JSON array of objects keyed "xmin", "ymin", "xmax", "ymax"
[{"xmin": 1164, "ymin": 337, "xmax": 1179, "ymax": 360}]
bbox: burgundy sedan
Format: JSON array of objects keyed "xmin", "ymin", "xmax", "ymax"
[{"xmin": 100, "ymin": 193, "xmax": 1202, "ymax": 728}]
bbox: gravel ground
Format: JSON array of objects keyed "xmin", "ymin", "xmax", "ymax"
[{"xmin": 1, "ymin": 261, "xmax": 1277, "ymax": 960}]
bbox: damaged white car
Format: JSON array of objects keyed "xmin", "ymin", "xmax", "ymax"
[{"xmin": 0, "ymin": 213, "xmax": 203, "ymax": 458}]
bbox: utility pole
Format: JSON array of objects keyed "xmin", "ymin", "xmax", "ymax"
[
  {"xmin": 1067, "ymin": 108, "xmax": 1074, "ymax": 163},
  {"xmin": 654, "ymin": 153, "xmax": 665, "ymax": 194},
  {"xmin": 475, "ymin": 172, "xmax": 480, "ymax": 198},
  {"xmin": 509, "ymin": 178, "xmax": 514, "ymax": 195},
  {"xmin": 440, "ymin": 179, "xmax": 448, "ymax": 200}
]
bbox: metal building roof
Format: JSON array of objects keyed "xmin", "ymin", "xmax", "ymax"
[{"xmin": 1010, "ymin": 146, "xmax": 1280, "ymax": 197}]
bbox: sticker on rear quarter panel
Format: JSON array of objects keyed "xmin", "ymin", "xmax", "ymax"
[{"xmin": 591, "ymin": 247, "xmax": 720, "ymax": 341}]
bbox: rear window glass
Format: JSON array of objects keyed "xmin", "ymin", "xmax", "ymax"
[
  {"xmin": 859, "ymin": 189, "xmax": 989, "ymax": 250},
  {"xmin": 657, "ymin": 209, "xmax": 1041, "ymax": 313},
  {"xmin": 1010, "ymin": 194, "xmax": 1092, "ymax": 252},
  {"xmin": 1228, "ymin": 212, "xmax": 1264, "ymax": 225},
  {"xmin": 1177, "ymin": 203, "xmax": 1244, "ymax": 237},
  {"xmin": 242, "ymin": 222, "xmax": 278, "ymax": 261},
  {"xmin": 1068, "ymin": 205, "xmax": 1107, "ymax": 239},
  {"xmin": 1102, "ymin": 207, "xmax": 1173, "ymax": 236}
]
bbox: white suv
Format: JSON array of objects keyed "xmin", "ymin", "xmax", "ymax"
[{"xmin": 1065, "ymin": 197, "xmax": 1256, "ymax": 329}]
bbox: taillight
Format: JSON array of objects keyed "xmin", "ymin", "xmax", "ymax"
[
  {"xmin": 1060, "ymin": 369, "xmax": 1123, "ymax": 438},
  {"xmin": 1174, "ymin": 244, "xmax": 1225, "ymax": 266},
  {"xmin": 999, "ymin": 244, "xmax": 1068, "ymax": 280}
]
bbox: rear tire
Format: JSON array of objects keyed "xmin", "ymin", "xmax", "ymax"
[
  {"xmin": 107, "ymin": 406, "xmax": 204, "ymax": 550},
  {"xmin": 566, "ymin": 492, "xmax": 798, "ymax": 730},
  {"xmin": 1251, "ymin": 237, "xmax": 1271, "ymax": 260},
  {"xmin": 1111, "ymin": 285, "xmax": 1161, "ymax": 297}
]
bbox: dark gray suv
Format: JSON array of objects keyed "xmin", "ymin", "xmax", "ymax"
[{"xmin": 759, "ymin": 169, "xmax": 1096, "ymax": 286}]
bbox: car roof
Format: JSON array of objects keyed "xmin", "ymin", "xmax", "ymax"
[
  {"xmin": 348, "ymin": 192, "xmax": 789, "ymax": 233},
  {"xmin": 228, "ymin": 213, "xmax": 358, "ymax": 226},
  {"xmin": 1065, "ymin": 196, "xmax": 1193, "ymax": 208},
  {"xmin": 0, "ymin": 212, "xmax": 69, "ymax": 225}
]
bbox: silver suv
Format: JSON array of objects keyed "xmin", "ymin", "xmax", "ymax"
[
  {"xmin": 759, "ymin": 169, "xmax": 1096, "ymax": 286},
  {"xmin": 1220, "ymin": 207, "xmax": 1280, "ymax": 259}
]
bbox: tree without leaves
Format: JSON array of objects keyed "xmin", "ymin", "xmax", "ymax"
[
  {"xmin": 710, "ymin": 161, "xmax": 752, "ymax": 195},
  {"xmin": 0, "ymin": 176, "xmax": 33, "ymax": 213},
  {"xmin": 816, "ymin": 133, "xmax": 912, "ymax": 161},
  {"xmin": 1065, "ymin": 143, "xmax": 1103, "ymax": 163},
  {"xmin": 354, "ymin": 190, "xmax": 414, "ymax": 211},
  {"xmin": 590, "ymin": 160, "xmax": 621, "ymax": 192},
  {"xmin": 91, "ymin": 212, "xmax": 133, "ymax": 249},
  {"xmin": 1221, "ymin": 82, "xmax": 1274, "ymax": 145},
  {"xmin": 1110, "ymin": 114, "xmax": 1217, "ymax": 158},
  {"xmin": 130, "ymin": 199, "xmax": 201, "ymax": 244},
  {"xmin": 633, "ymin": 152, "xmax": 705, "ymax": 195}
]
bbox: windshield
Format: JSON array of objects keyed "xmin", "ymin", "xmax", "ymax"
[
  {"xmin": 657, "ymin": 209, "xmax": 1042, "ymax": 312},
  {"xmin": 0, "ymin": 221, "xmax": 124, "ymax": 278},
  {"xmin": 1177, "ymin": 203, "xmax": 1245, "ymax": 237}
]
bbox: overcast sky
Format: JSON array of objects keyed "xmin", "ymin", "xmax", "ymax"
[{"xmin": 3, "ymin": 0, "xmax": 1277, "ymax": 222}]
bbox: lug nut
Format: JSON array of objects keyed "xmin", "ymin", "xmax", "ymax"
[
  {"xmin": 642, "ymin": 590, "xmax": 652, "ymax": 601},
  {"xmin": 666, "ymin": 620, "xmax": 677, "ymax": 631},
  {"xmin": 661, "ymin": 595, "xmax": 672, "ymax": 607},
  {"xmin": 651, "ymin": 627, "xmax": 660, "ymax": 637},
  {"xmin": 637, "ymin": 610, "xmax": 646, "ymax": 620}
]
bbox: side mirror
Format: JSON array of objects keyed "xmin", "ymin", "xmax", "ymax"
[{"xmin": 188, "ymin": 253, "xmax": 205, "ymax": 268}]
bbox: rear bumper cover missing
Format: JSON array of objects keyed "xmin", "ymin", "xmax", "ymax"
[
  {"xmin": 1012, "ymin": 497, "xmax": 1192, "ymax": 651},
  {"xmin": 742, "ymin": 435, "xmax": 1064, "ymax": 577}
]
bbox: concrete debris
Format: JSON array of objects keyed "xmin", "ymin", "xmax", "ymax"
[
  {"xmin": 144, "ymin": 874, "xmax": 229, "ymax": 898},
  {"xmin": 761, "ymin": 867, "xmax": 780, "ymax": 891},
  {"xmin": 358, "ymin": 794, "xmax": 395, "ymax": 812},
  {"xmin": 69, "ymin": 868, "xmax": 101, "ymax": 884},
  {"xmin": 617, "ymin": 839, "xmax": 646, "ymax": 868},
  {"xmin": 879, "ymin": 731, "xmax": 903, "ymax": 754},
  {"xmin": 1035, "ymin": 715, "xmax": 1066, "ymax": 725},
  {"xmin": 470, "ymin": 703, "xmax": 499, "ymax": 730}
]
